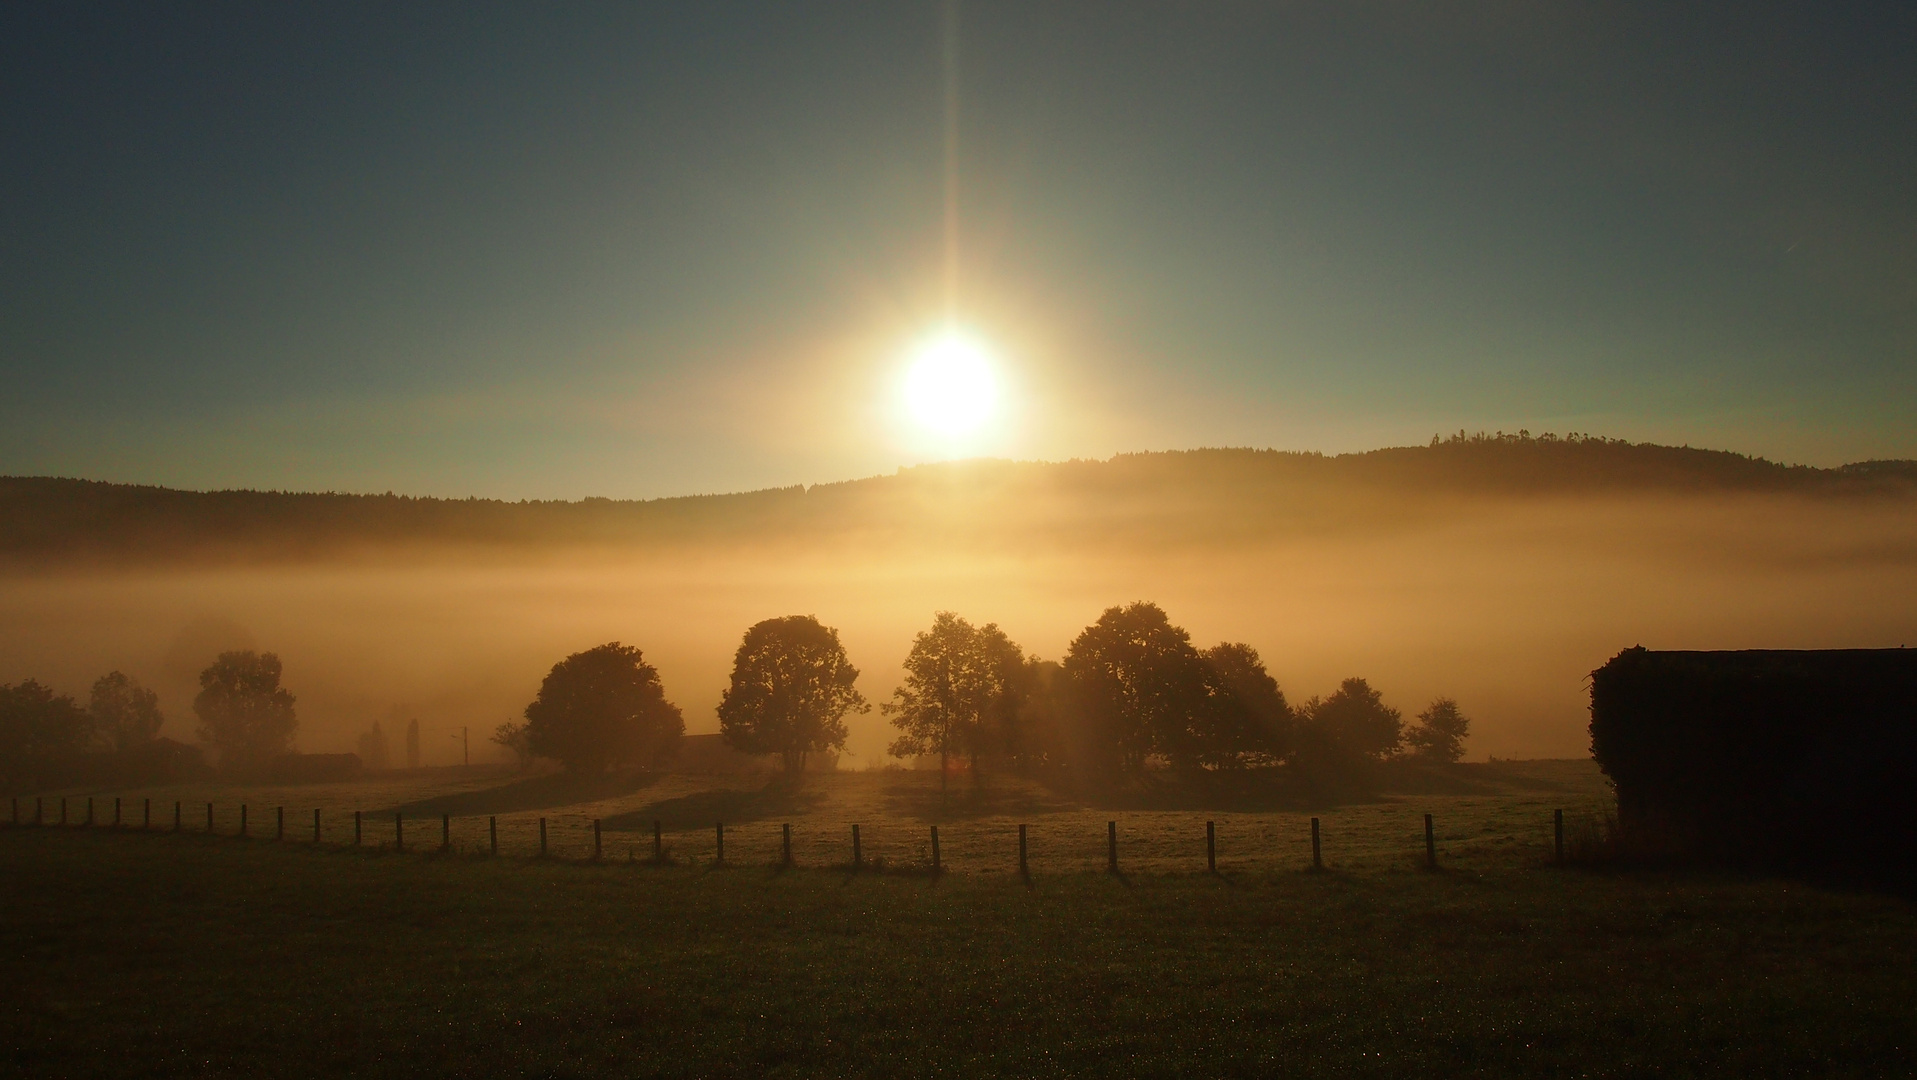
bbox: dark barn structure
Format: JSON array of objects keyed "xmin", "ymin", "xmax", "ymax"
[{"xmin": 1590, "ymin": 647, "xmax": 1917, "ymax": 877}]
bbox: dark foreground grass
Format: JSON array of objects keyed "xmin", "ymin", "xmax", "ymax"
[{"xmin": 2, "ymin": 829, "xmax": 1913, "ymax": 1078}]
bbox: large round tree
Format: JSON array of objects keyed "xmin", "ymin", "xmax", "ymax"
[
  {"xmin": 194, "ymin": 651, "xmax": 297, "ymax": 772},
  {"xmin": 718, "ymin": 615, "xmax": 867, "ymax": 775},
  {"xmin": 523, "ymin": 643, "xmax": 683, "ymax": 774},
  {"xmin": 1062, "ymin": 602, "xmax": 1235, "ymax": 773}
]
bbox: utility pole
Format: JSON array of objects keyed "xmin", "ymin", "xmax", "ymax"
[{"xmin": 448, "ymin": 725, "xmax": 469, "ymax": 767}]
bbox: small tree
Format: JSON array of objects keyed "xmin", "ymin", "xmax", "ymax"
[
  {"xmin": 718, "ymin": 615, "xmax": 868, "ymax": 775},
  {"xmin": 522, "ymin": 643, "xmax": 682, "ymax": 774},
  {"xmin": 89, "ymin": 671, "xmax": 164, "ymax": 752},
  {"xmin": 1404, "ymin": 697, "xmax": 1470, "ymax": 763},
  {"xmin": 194, "ymin": 651, "xmax": 297, "ymax": 772},
  {"xmin": 1305, "ymin": 677, "xmax": 1402, "ymax": 761},
  {"xmin": 885, "ymin": 612, "xmax": 1027, "ymax": 789},
  {"xmin": 0, "ymin": 680, "xmax": 93, "ymax": 785},
  {"xmin": 491, "ymin": 720, "xmax": 535, "ymax": 771}
]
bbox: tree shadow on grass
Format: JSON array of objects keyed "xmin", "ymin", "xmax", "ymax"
[
  {"xmin": 382, "ymin": 771, "xmax": 668, "ymax": 817},
  {"xmin": 880, "ymin": 776, "xmax": 1082, "ymax": 822},
  {"xmin": 603, "ymin": 778, "xmax": 828, "ymax": 830}
]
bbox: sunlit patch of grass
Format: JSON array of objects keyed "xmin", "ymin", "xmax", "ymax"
[{"xmin": 33, "ymin": 758, "xmax": 1614, "ymax": 872}]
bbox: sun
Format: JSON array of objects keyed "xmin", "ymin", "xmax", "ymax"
[{"xmin": 901, "ymin": 330, "xmax": 1001, "ymax": 438}]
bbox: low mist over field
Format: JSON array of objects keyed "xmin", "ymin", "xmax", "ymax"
[{"xmin": 4, "ymin": 436, "xmax": 1913, "ymax": 765}]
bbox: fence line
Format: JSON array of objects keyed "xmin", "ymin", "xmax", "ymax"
[{"xmin": 1, "ymin": 796, "xmax": 1586, "ymax": 877}]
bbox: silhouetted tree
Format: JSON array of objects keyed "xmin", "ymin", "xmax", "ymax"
[
  {"xmin": 193, "ymin": 651, "xmax": 297, "ymax": 772},
  {"xmin": 1062, "ymin": 602, "xmax": 1236, "ymax": 773},
  {"xmin": 1302, "ymin": 677, "xmax": 1402, "ymax": 761},
  {"xmin": 976, "ymin": 624, "xmax": 1033, "ymax": 768},
  {"xmin": 356, "ymin": 721, "xmax": 391, "ymax": 771},
  {"xmin": 1201, "ymin": 643, "xmax": 1293, "ymax": 765},
  {"xmin": 522, "ymin": 643, "xmax": 682, "ymax": 774},
  {"xmin": 718, "ymin": 615, "xmax": 867, "ymax": 775},
  {"xmin": 1404, "ymin": 697, "xmax": 1469, "ymax": 762},
  {"xmin": 88, "ymin": 671, "xmax": 163, "ymax": 752},
  {"xmin": 885, "ymin": 612, "xmax": 1027, "ymax": 788},
  {"xmin": 0, "ymin": 680, "xmax": 93, "ymax": 785},
  {"xmin": 1004, "ymin": 658, "xmax": 1071, "ymax": 773}
]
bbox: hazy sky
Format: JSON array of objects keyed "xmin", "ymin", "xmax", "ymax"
[{"xmin": 3, "ymin": 2, "xmax": 1913, "ymax": 499}]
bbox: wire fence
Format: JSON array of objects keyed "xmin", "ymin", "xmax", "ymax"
[{"xmin": 3, "ymin": 793, "xmax": 1600, "ymax": 876}]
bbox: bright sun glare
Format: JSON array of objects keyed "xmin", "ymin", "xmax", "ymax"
[{"xmin": 902, "ymin": 331, "xmax": 1001, "ymax": 438}]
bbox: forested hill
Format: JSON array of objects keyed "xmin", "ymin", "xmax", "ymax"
[{"xmin": 3, "ymin": 434, "xmax": 1913, "ymax": 566}]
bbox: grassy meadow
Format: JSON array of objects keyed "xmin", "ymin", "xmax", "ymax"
[
  {"xmin": 14, "ymin": 759, "xmax": 1611, "ymax": 873},
  {"xmin": 5, "ymin": 762, "xmax": 1917, "ymax": 1076}
]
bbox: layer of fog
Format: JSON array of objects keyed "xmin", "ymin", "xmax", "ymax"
[{"xmin": 2, "ymin": 490, "xmax": 1912, "ymax": 765}]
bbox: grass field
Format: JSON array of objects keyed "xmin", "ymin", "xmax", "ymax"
[
  {"xmin": 10, "ymin": 758, "xmax": 1614, "ymax": 874},
  {"xmin": 4, "ymin": 764, "xmax": 1916, "ymax": 1076}
]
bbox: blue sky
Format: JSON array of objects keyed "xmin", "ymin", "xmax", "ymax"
[{"xmin": 3, "ymin": 2, "xmax": 1913, "ymax": 498}]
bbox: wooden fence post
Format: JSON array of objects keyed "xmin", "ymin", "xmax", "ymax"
[
  {"xmin": 852, "ymin": 824, "xmax": 862, "ymax": 869},
  {"xmin": 114, "ymin": 797, "xmax": 121, "ymax": 828},
  {"xmin": 1207, "ymin": 820, "xmax": 1217, "ymax": 874},
  {"xmin": 1425, "ymin": 813, "xmax": 1437, "ymax": 870},
  {"xmin": 313, "ymin": 809, "xmax": 321, "ymax": 843},
  {"xmin": 539, "ymin": 817, "xmax": 547, "ymax": 857},
  {"xmin": 394, "ymin": 813, "xmax": 403, "ymax": 852},
  {"xmin": 143, "ymin": 798, "xmax": 150, "ymax": 830},
  {"xmin": 489, "ymin": 816, "xmax": 497, "ymax": 856},
  {"xmin": 173, "ymin": 801, "xmax": 180, "ymax": 832},
  {"xmin": 1554, "ymin": 809, "xmax": 1565, "ymax": 865},
  {"xmin": 1310, "ymin": 817, "xmax": 1322, "ymax": 870},
  {"xmin": 353, "ymin": 810, "xmax": 362, "ymax": 846},
  {"xmin": 594, "ymin": 819, "xmax": 602, "ymax": 862},
  {"xmin": 1107, "ymin": 821, "xmax": 1118, "ymax": 874},
  {"xmin": 781, "ymin": 823, "xmax": 791, "ymax": 867},
  {"xmin": 442, "ymin": 814, "xmax": 451, "ymax": 852},
  {"xmin": 1018, "ymin": 824, "xmax": 1028, "ymax": 878},
  {"xmin": 85, "ymin": 796, "xmax": 93, "ymax": 827},
  {"xmin": 276, "ymin": 807, "xmax": 284, "ymax": 842},
  {"xmin": 10, "ymin": 797, "xmax": 16, "ymax": 826},
  {"xmin": 239, "ymin": 804, "xmax": 247, "ymax": 837},
  {"xmin": 714, "ymin": 822, "xmax": 723, "ymax": 864},
  {"xmin": 931, "ymin": 825, "xmax": 941, "ymax": 874},
  {"xmin": 652, "ymin": 819, "xmax": 661, "ymax": 862}
]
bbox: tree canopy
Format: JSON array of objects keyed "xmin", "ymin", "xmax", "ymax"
[
  {"xmin": 1061, "ymin": 602, "xmax": 1251, "ymax": 773},
  {"xmin": 1404, "ymin": 697, "xmax": 1469, "ymax": 762},
  {"xmin": 193, "ymin": 651, "xmax": 297, "ymax": 772},
  {"xmin": 522, "ymin": 642, "xmax": 683, "ymax": 774},
  {"xmin": 884, "ymin": 612, "xmax": 1027, "ymax": 787},
  {"xmin": 0, "ymin": 680, "xmax": 92, "ymax": 785},
  {"xmin": 718, "ymin": 615, "xmax": 867, "ymax": 774},
  {"xmin": 1201, "ymin": 643, "xmax": 1294, "ymax": 766},
  {"xmin": 89, "ymin": 671, "xmax": 163, "ymax": 752},
  {"xmin": 1304, "ymin": 677, "xmax": 1403, "ymax": 761}
]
